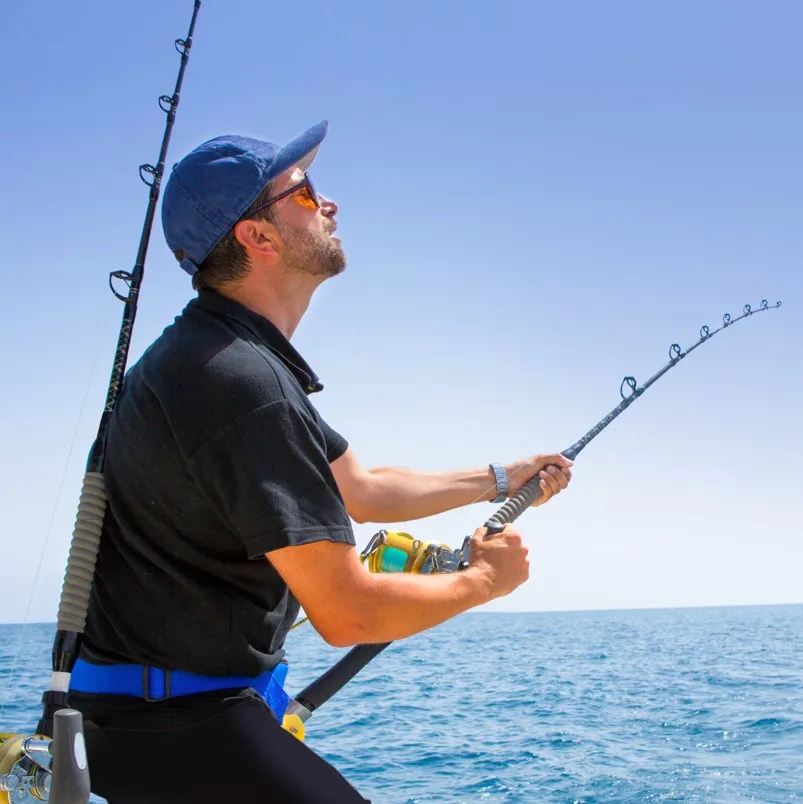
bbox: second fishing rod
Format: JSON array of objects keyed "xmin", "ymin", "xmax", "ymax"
[
  {"xmin": 19, "ymin": 5, "xmax": 203, "ymax": 804},
  {"xmin": 282, "ymin": 298, "xmax": 783, "ymax": 732}
]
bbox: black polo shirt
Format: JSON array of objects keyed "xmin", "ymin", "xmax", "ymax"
[{"xmin": 80, "ymin": 289, "xmax": 353, "ymax": 678}]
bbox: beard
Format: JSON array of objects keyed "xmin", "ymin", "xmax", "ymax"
[{"xmin": 279, "ymin": 220, "xmax": 346, "ymax": 279}]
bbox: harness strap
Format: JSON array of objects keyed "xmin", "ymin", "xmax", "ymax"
[{"xmin": 69, "ymin": 658, "xmax": 290, "ymax": 721}]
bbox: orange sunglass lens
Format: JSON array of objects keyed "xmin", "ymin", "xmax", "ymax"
[{"xmin": 294, "ymin": 186, "xmax": 318, "ymax": 210}]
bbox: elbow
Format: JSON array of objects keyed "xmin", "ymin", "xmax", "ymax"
[
  {"xmin": 317, "ymin": 622, "xmax": 367, "ymax": 648},
  {"xmin": 320, "ymin": 629, "xmax": 361, "ymax": 649},
  {"xmin": 310, "ymin": 608, "xmax": 373, "ymax": 648},
  {"xmin": 343, "ymin": 475, "xmax": 380, "ymax": 526},
  {"xmin": 345, "ymin": 501, "xmax": 372, "ymax": 526}
]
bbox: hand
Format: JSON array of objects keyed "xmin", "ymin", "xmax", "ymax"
[
  {"xmin": 465, "ymin": 524, "xmax": 529, "ymax": 600},
  {"xmin": 502, "ymin": 452, "xmax": 573, "ymax": 507}
]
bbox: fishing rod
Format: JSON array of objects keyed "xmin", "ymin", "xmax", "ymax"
[
  {"xmin": 0, "ymin": 5, "xmax": 201, "ymax": 804},
  {"xmin": 281, "ymin": 299, "xmax": 783, "ymax": 736}
]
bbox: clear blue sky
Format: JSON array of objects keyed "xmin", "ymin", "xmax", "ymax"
[{"xmin": 0, "ymin": 0, "xmax": 800, "ymax": 624}]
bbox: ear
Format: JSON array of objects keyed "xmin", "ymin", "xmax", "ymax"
[{"xmin": 233, "ymin": 218, "xmax": 281, "ymax": 261}]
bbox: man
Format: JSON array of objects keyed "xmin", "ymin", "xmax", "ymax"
[{"xmin": 68, "ymin": 120, "xmax": 574, "ymax": 803}]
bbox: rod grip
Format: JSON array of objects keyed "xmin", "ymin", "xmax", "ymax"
[{"xmin": 49, "ymin": 709, "xmax": 91, "ymax": 804}]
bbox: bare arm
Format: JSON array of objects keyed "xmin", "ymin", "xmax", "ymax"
[
  {"xmin": 331, "ymin": 447, "xmax": 573, "ymax": 524},
  {"xmin": 265, "ymin": 527, "xmax": 528, "ymax": 647},
  {"xmin": 331, "ymin": 448, "xmax": 497, "ymax": 523}
]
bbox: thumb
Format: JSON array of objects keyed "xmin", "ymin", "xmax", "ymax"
[{"xmin": 550, "ymin": 453, "xmax": 574, "ymax": 469}]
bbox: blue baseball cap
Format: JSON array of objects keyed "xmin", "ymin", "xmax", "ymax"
[{"xmin": 161, "ymin": 120, "xmax": 329, "ymax": 276}]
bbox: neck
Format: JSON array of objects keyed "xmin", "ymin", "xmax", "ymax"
[{"xmin": 213, "ymin": 268, "xmax": 321, "ymax": 340}]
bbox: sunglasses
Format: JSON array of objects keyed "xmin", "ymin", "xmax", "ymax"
[{"xmin": 249, "ymin": 173, "xmax": 320, "ymax": 216}]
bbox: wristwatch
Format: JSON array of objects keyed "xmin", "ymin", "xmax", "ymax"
[{"xmin": 489, "ymin": 463, "xmax": 508, "ymax": 504}]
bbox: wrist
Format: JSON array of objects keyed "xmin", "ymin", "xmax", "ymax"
[
  {"xmin": 488, "ymin": 463, "xmax": 508, "ymax": 503},
  {"xmin": 458, "ymin": 564, "xmax": 495, "ymax": 605}
]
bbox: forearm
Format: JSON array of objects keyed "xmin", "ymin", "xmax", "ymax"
[
  {"xmin": 357, "ymin": 465, "xmax": 497, "ymax": 523},
  {"xmin": 347, "ymin": 567, "xmax": 491, "ymax": 644},
  {"xmin": 268, "ymin": 534, "xmax": 522, "ymax": 649}
]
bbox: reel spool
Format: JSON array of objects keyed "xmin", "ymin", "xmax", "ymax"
[
  {"xmin": 360, "ymin": 530, "xmax": 463, "ymax": 575},
  {"xmin": 0, "ymin": 733, "xmax": 52, "ymax": 803}
]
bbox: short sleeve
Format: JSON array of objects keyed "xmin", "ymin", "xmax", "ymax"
[
  {"xmin": 187, "ymin": 399, "xmax": 355, "ymax": 558},
  {"xmin": 319, "ymin": 416, "xmax": 348, "ymax": 463}
]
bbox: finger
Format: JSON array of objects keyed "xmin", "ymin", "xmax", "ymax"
[
  {"xmin": 550, "ymin": 465, "xmax": 570, "ymax": 490},
  {"xmin": 546, "ymin": 453, "xmax": 573, "ymax": 470},
  {"xmin": 479, "ymin": 522, "xmax": 509, "ymax": 541},
  {"xmin": 536, "ymin": 478, "xmax": 551, "ymax": 505},
  {"xmin": 543, "ymin": 467, "xmax": 564, "ymax": 492},
  {"xmin": 472, "ymin": 526, "xmax": 493, "ymax": 542},
  {"xmin": 540, "ymin": 469, "xmax": 560, "ymax": 496},
  {"xmin": 534, "ymin": 476, "xmax": 552, "ymax": 504}
]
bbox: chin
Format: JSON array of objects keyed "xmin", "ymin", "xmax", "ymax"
[
  {"xmin": 329, "ymin": 260, "xmax": 347, "ymax": 278},
  {"xmin": 328, "ymin": 246, "xmax": 347, "ymax": 276}
]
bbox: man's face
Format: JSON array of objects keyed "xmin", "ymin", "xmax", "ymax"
[{"xmin": 270, "ymin": 167, "xmax": 346, "ymax": 279}]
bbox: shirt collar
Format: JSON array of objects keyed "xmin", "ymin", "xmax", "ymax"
[{"xmin": 191, "ymin": 290, "xmax": 325, "ymax": 394}]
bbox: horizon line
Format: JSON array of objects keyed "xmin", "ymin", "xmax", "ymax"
[{"xmin": 3, "ymin": 599, "xmax": 801, "ymax": 628}]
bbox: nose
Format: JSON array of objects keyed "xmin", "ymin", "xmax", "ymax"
[{"xmin": 319, "ymin": 193, "xmax": 338, "ymax": 219}]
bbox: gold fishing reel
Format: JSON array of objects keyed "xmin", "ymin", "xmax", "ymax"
[
  {"xmin": 360, "ymin": 530, "xmax": 463, "ymax": 575},
  {"xmin": 280, "ymin": 530, "xmax": 464, "ymax": 743},
  {"xmin": 0, "ymin": 732, "xmax": 52, "ymax": 802}
]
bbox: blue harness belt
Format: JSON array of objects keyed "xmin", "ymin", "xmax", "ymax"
[{"xmin": 69, "ymin": 658, "xmax": 290, "ymax": 722}]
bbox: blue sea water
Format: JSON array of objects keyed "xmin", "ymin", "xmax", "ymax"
[{"xmin": 1, "ymin": 605, "xmax": 801, "ymax": 803}]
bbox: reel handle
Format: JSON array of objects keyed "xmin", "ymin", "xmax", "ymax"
[{"xmin": 456, "ymin": 521, "xmax": 506, "ymax": 571}]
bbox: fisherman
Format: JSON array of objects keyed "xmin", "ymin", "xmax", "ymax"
[{"xmin": 67, "ymin": 121, "xmax": 574, "ymax": 803}]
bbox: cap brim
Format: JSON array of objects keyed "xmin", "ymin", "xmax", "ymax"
[{"xmin": 272, "ymin": 120, "xmax": 328, "ymax": 178}]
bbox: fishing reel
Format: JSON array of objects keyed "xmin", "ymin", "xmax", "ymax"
[
  {"xmin": 0, "ymin": 711, "xmax": 88, "ymax": 803},
  {"xmin": 280, "ymin": 530, "xmax": 469, "ymax": 744},
  {"xmin": 287, "ymin": 529, "xmax": 466, "ymax": 642},
  {"xmin": 0, "ymin": 733, "xmax": 52, "ymax": 803},
  {"xmin": 360, "ymin": 530, "xmax": 465, "ymax": 574}
]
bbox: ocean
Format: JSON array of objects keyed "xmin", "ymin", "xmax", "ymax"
[{"xmin": 1, "ymin": 605, "xmax": 801, "ymax": 803}]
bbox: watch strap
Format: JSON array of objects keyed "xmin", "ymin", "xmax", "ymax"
[{"xmin": 489, "ymin": 463, "xmax": 508, "ymax": 504}]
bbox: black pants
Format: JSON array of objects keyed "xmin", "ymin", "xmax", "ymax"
[{"xmin": 73, "ymin": 689, "xmax": 371, "ymax": 803}]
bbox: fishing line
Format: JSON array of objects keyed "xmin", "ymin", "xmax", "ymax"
[
  {"xmin": 0, "ymin": 300, "xmax": 115, "ymax": 722},
  {"xmin": 282, "ymin": 299, "xmax": 783, "ymax": 729}
]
